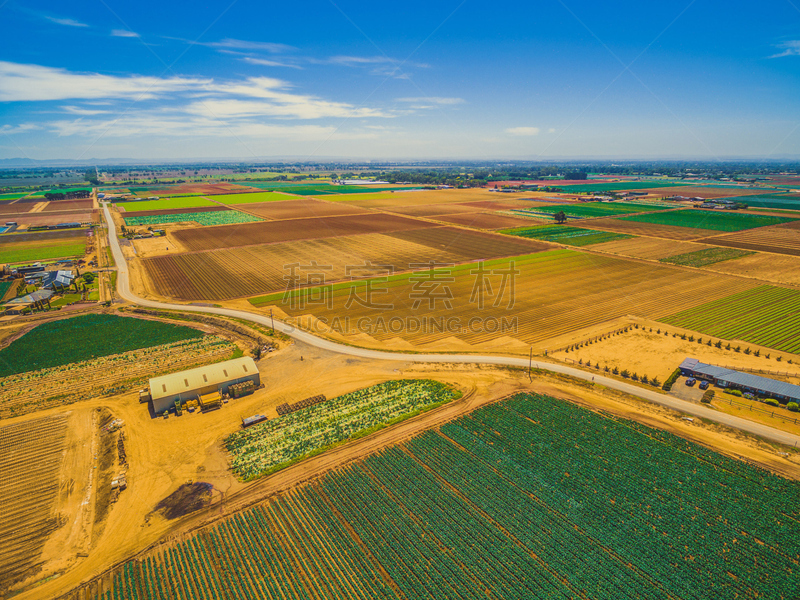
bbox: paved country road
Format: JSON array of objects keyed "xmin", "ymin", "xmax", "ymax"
[{"xmin": 103, "ymin": 204, "xmax": 800, "ymax": 448}]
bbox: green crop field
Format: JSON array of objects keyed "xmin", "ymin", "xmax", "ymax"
[
  {"xmin": 720, "ymin": 194, "xmax": 800, "ymax": 210},
  {"xmin": 225, "ymin": 379, "xmax": 457, "ymax": 480},
  {"xmin": 520, "ymin": 201, "xmax": 671, "ymax": 219},
  {"xmin": 659, "ymin": 247, "xmax": 755, "ymax": 267},
  {"xmin": 211, "ymin": 191, "xmax": 296, "ymax": 204},
  {"xmin": 0, "ymin": 281, "xmax": 12, "ymax": 299},
  {"xmin": 119, "ymin": 197, "xmax": 217, "ymax": 211},
  {"xmin": 0, "ymin": 313, "xmax": 204, "ymax": 376},
  {"xmin": 86, "ymin": 392, "xmax": 800, "ymax": 600},
  {"xmin": 620, "ymin": 209, "xmax": 796, "ymax": 231},
  {"xmin": 554, "ymin": 181, "xmax": 689, "ymax": 192},
  {"xmin": 124, "ymin": 210, "xmax": 262, "ymax": 227},
  {"xmin": 0, "ymin": 241, "xmax": 85, "ymax": 264},
  {"xmin": 660, "ymin": 284, "xmax": 800, "ymax": 353},
  {"xmin": 501, "ymin": 224, "xmax": 632, "ymax": 246}
]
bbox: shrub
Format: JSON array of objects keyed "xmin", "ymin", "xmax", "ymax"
[
  {"xmin": 650, "ymin": 377, "xmax": 660, "ymax": 387},
  {"xmin": 641, "ymin": 375, "xmax": 649, "ymax": 384},
  {"xmin": 727, "ymin": 389, "xmax": 743, "ymax": 397},
  {"xmin": 766, "ymin": 353, "xmax": 771, "ymax": 359},
  {"xmin": 688, "ymin": 335, "xmax": 694, "ymax": 342},
  {"xmin": 735, "ymin": 346, "xmax": 741, "ymax": 353},
  {"xmin": 612, "ymin": 366, "xmax": 619, "ymax": 375},
  {"xmin": 726, "ymin": 343, "xmax": 731, "ymax": 350},
  {"xmin": 754, "ymin": 350, "xmax": 760, "ymax": 357},
  {"xmin": 656, "ymin": 329, "xmax": 661, "ymax": 334},
  {"xmin": 701, "ymin": 390, "xmax": 715, "ymax": 404},
  {"xmin": 744, "ymin": 347, "xmax": 751, "ymax": 355},
  {"xmin": 707, "ymin": 340, "xmax": 712, "ymax": 346},
  {"xmin": 777, "ymin": 356, "xmax": 782, "ymax": 362},
  {"xmin": 631, "ymin": 373, "xmax": 639, "ymax": 381},
  {"xmin": 621, "ymin": 369, "xmax": 630, "ymax": 379},
  {"xmin": 715, "ymin": 341, "xmax": 723, "ymax": 349},
  {"xmin": 765, "ymin": 398, "xmax": 780, "ymax": 407},
  {"xmin": 662, "ymin": 368, "xmax": 681, "ymax": 391},
  {"xmin": 788, "ymin": 402, "xmax": 799, "ymax": 412}
]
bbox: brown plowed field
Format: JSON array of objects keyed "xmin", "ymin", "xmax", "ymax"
[
  {"xmin": 0, "ymin": 415, "xmax": 67, "ymax": 591},
  {"xmin": 171, "ymin": 213, "xmax": 436, "ymax": 252},
  {"xmin": 457, "ymin": 199, "xmax": 551, "ymax": 210},
  {"xmin": 0, "ymin": 229, "xmax": 87, "ymax": 245},
  {"xmin": 341, "ymin": 189, "xmax": 534, "ymax": 209},
  {"xmin": 589, "ymin": 237, "xmax": 716, "ymax": 260},
  {"xmin": 698, "ymin": 222, "xmax": 800, "ymax": 256},
  {"xmin": 137, "ymin": 182, "xmax": 256, "ymax": 197},
  {"xmin": 122, "ymin": 205, "xmax": 230, "ymax": 218},
  {"xmin": 643, "ymin": 186, "xmax": 772, "ymax": 199},
  {"xmin": 42, "ymin": 199, "xmax": 94, "ymax": 212},
  {"xmin": 430, "ymin": 212, "xmax": 543, "ymax": 229},
  {"xmin": 3, "ymin": 211, "xmax": 96, "ymax": 227},
  {"xmin": 243, "ymin": 198, "xmax": 368, "ymax": 220},
  {"xmin": 389, "ymin": 203, "xmax": 486, "ymax": 217},
  {"xmin": 142, "ymin": 227, "xmax": 548, "ymax": 301},
  {"xmin": 0, "ymin": 203, "xmax": 32, "ymax": 214},
  {"xmin": 580, "ymin": 218, "xmax": 717, "ymax": 240},
  {"xmin": 706, "ymin": 253, "xmax": 800, "ymax": 286}
]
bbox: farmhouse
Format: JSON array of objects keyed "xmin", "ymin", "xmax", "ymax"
[
  {"xmin": 679, "ymin": 358, "xmax": 800, "ymax": 403},
  {"xmin": 147, "ymin": 356, "xmax": 260, "ymax": 414}
]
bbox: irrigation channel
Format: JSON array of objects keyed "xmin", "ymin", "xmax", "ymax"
[{"xmin": 103, "ymin": 203, "xmax": 800, "ymax": 448}]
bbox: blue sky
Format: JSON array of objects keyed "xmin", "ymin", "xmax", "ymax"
[{"xmin": 0, "ymin": 0, "xmax": 799, "ymax": 161}]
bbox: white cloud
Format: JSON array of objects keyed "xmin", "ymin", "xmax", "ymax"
[
  {"xmin": 1, "ymin": 123, "xmax": 41, "ymax": 134},
  {"xmin": 548, "ymin": 128, "xmax": 556, "ymax": 133},
  {"xmin": 111, "ymin": 29, "xmax": 140, "ymax": 38},
  {"xmin": 240, "ymin": 57, "xmax": 302, "ymax": 69},
  {"xmin": 506, "ymin": 126, "xmax": 541, "ymax": 136},
  {"xmin": 208, "ymin": 38, "xmax": 295, "ymax": 53},
  {"xmin": 397, "ymin": 97, "xmax": 465, "ymax": 106},
  {"xmin": 46, "ymin": 16, "xmax": 88, "ymax": 28},
  {"xmin": 62, "ymin": 105, "xmax": 112, "ymax": 115},
  {"xmin": 0, "ymin": 61, "xmax": 209, "ymax": 101},
  {"xmin": 770, "ymin": 40, "xmax": 800, "ymax": 58}
]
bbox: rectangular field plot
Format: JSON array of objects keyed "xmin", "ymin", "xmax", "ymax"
[
  {"xmin": 117, "ymin": 197, "xmax": 217, "ymax": 211},
  {"xmin": 698, "ymin": 221, "xmax": 800, "ymax": 256},
  {"xmin": 721, "ymin": 194, "xmax": 800, "ymax": 210},
  {"xmin": 584, "ymin": 217, "xmax": 723, "ymax": 240},
  {"xmin": 502, "ymin": 224, "xmax": 632, "ymax": 246},
  {"xmin": 226, "ymin": 380, "xmax": 456, "ymax": 480},
  {"xmin": 388, "ymin": 202, "xmax": 486, "ymax": 216},
  {"xmin": 120, "ymin": 205, "xmax": 229, "ymax": 217},
  {"xmin": 659, "ymin": 247, "xmax": 755, "ymax": 267},
  {"xmin": 620, "ymin": 209, "xmax": 796, "ymax": 232},
  {"xmin": 42, "ymin": 199, "xmax": 94, "ymax": 212},
  {"xmin": 660, "ymin": 285, "xmax": 800, "ymax": 353},
  {"xmin": 430, "ymin": 212, "xmax": 544, "ymax": 229},
  {"xmin": 123, "ymin": 209, "xmax": 261, "ymax": 227},
  {"xmin": 0, "ymin": 415, "xmax": 67, "ymax": 591},
  {"xmin": 242, "ymin": 198, "xmax": 368, "ymax": 220},
  {"xmin": 589, "ymin": 237, "xmax": 715, "ymax": 259},
  {"xmin": 520, "ymin": 201, "xmax": 672, "ymax": 219},
  {"xmin": 555, "ymin": 181, "xmax": 690, "ymax": 192},
  {"xmin": 253, "ymin": 249, "xmax": 756, "ymax": 347},
  {"xmin": 171, "ymin": 213, "xmax": 437, "ymax": 252},
  {"xmin": 144, "ymin": 227, "xmax": 548, "ymax": 301},
  {"xmin": 83, "ymin": 393, "xmax": 800, "ymax": 600},
  {"xmin": 0, "ymin": 240, "xmax": 85, "ymax": 264},
  {"xmin": 211, "ymin": 191, "xmax": 297, "ymax": 204}
]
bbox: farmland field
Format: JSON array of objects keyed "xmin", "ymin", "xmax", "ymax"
[
  {"xmin": 210, "ymin": 191, "xmax": 296, "ymax": 204},
  {"xmin": 0, "ymin": 313, "xmax": 204, "ymax": 376},
  {"xmin": 502, "ymin": 224, "xmax": 632, "ymax": 246},
  {"xmin": 520, "ymin": 201, "xmax": 672, "ymax": 219},
  {"xmin": 226, "ymin": 379, "xmax": 457, "ymax": 480},
  {"xmin": 660, "ymin": 285, "xmax": 800, "ymax": 353},
  {"xmin": 620, "ymin": 209, "xmax": 796, "ymax": 231},
  {"xmin": 120, "ymin": 205, "xmax": 229, "ymax": 217},
  {"xmin": 79, "ymin": 392, "xmax": 800, "ymax": 600},
  {"xmin": 430, "ymin": 211, "xmax": 543, "ymax": 229},
  {"xmin": 389, "ymin": 202, "xmax": 485, "ymax": 216},
  {"xmin": 117, "ymin": 197, "xmax": 217, "ymax": 211},
  {"xmin": 553, "ymin": 181, "xmax": 690, "ymax": 192},
  {"xmin": 0, "ymin": 415, "xmax": 67, "ymax": 591},
  {"xmin": 659, "ymin": 247, "xmax": 754, "ymax": 267},
  {"xmin": 0, "ymin": 335, "xmax": 235, "ymax": 418},
  {"xmin": 143, "ymin": 227, "xmax": 547, "ymax": 301},
  {"xmin": 589, "ymin": 237, "xmax": 715, "ymax": 259},
  {"xmin": 42, "ymin": 199, "xmax": 94, "ymax": 211},
  {"xmin": 707, "ymin": 253, "xmax": 800, "ymax": 286},
  {"xmin": 123, "ymin": 210, "xmax": 261, "ymax": 227},
  {"xmin": 0, "ymin": 240, "xmax": 85, "ymax": 264},
  {"xmin": 0, "ymin": 210, "xmax": 95, "ymax": 228},
  {"xmin": 721, "ymin": 194, "xmax": 800, "ymax": 210},
  {"xmin": 576, "ymin": 217, "xmax": 719, "ymax": 240},
  {"xmin": 250, "ymin": 249, "xmax": 757, "ymax": 348},
  {"xmin": 171, "ymin": 213, "xmax": 437, "ymax": 252},
  {"xmin": 699, "ymin": 221, "xmax": 800, "ymax": 256},
  {"xmin": 241, "ymin": 198, "xmax": 368, "ymax": 220}
]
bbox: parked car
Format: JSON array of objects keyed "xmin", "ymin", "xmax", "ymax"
[
  {"xmin": 685, "ymin": 378, "xmax": 696, "ymax": 386},
  {"xmin": 699, "ymin": 381, "xmax": 709, "ymax": 390}
]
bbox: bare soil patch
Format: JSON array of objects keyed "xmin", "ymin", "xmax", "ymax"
[
  {"xmin": 242, "ymin": 198, "xmax": 369, "ymax": 220},
  {"xmin": 430, "ymin": 211, "xmax": 544, "ymax": 229}
]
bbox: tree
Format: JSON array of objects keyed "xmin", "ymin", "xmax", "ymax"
[{"xmin": 554, "ymin": 211, "xmax": 567, "ymax": 224}]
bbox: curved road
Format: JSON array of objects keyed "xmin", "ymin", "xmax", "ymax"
[{"xmin": 103, "ymin": 204, "xmax": 800, "ymax": 447}]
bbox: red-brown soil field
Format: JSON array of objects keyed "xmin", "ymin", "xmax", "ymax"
[
  {"xmin": 698, "ymin": 221, "xmax": 800, "ymax": 256},
  {"xmin": 241, "ymin": 198, "xmax": 369, "ymax": 220},
  {"xmin": 142, "ymin": 226, "xmax": 548, "ymax": 301},
  {"xmin": 171, "ymin": 213, "xmax": 437, "ymax": 252},
  {"xmin": 42, "ymin": 199, "xmax": 94, "ymax": 212},
  {"xmin": 430, "ymin": 211, "xmax": 541, "ymax": 229}
]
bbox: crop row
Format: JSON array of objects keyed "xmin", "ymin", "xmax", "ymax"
[
  {"xmin": 124, "ymin": 210, "xmax": 262, "ymax": 227},
  {"xmin": 501, "ymin": 224, "xmax": 632, "ymax": 246}
]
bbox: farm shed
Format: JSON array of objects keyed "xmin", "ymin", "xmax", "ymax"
[
  {"xmin": 679, "ymin": 358, "xmax": 800, "ymax": 403},
  {"xmin": 149, "ymin": 356, "xmax": 260, "ymax": 414}
]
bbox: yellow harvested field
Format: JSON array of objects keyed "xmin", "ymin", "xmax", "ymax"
[
  {"xmin": 581, "ymin": 218, "xmax": 718, "ymax": 240},
  {"xmin": 702, "ymin": 252, "xmax": 800, "ymax": 285},
  {"xmin": 590, "ymin": 237, "xmax": 716, "ymax": 260},
  {"xmin": 260, "ymin": 249, "xmax": 758, "ymax": 351}
]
